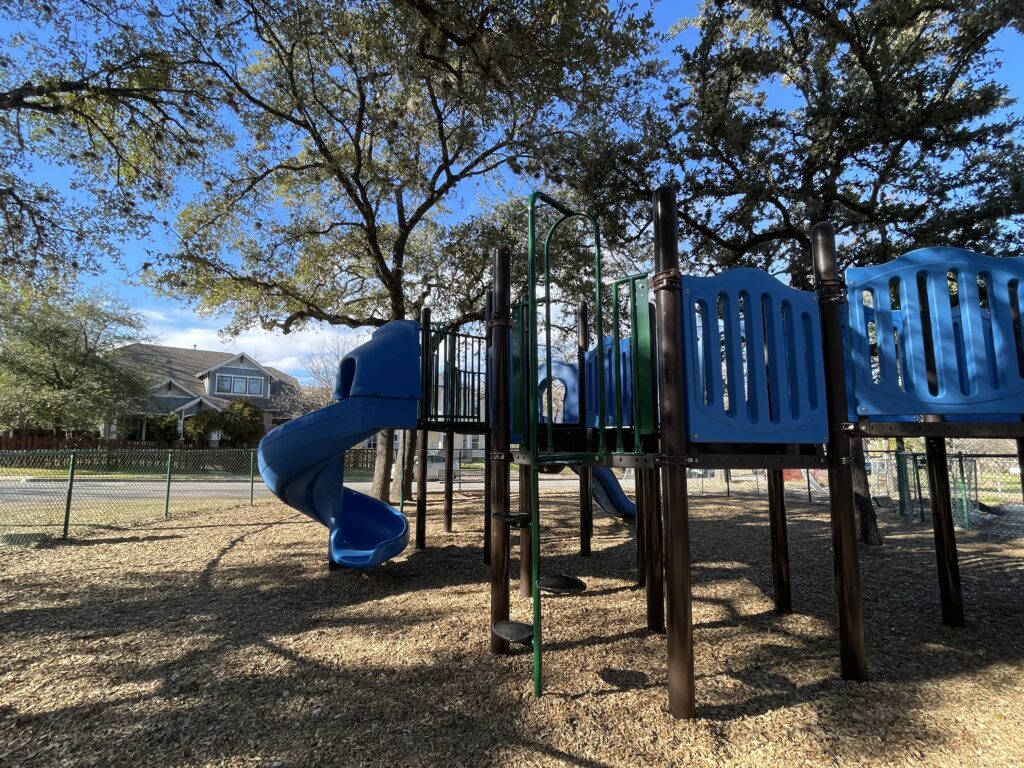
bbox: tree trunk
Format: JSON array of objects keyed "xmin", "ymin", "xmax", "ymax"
[
  {"xmin": 389, "ymin": 428, "xmax": 417, "ymax": 502},
  {"xmin": 851, "ymin": 438, "xmax": 883, "ymax": 545},
  {"xmin": 371, "ymin": 428, "xmax": 395, "ymax": 503}
]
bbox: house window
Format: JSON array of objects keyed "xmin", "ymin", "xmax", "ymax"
[{"xmin": 215, "ymin": 372, "xmax": 265, "ymax": 397}]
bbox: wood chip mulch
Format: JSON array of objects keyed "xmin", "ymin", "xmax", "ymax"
[{"xmin": 1, "ymin": 490, "xmax": 1022, "ymax": 767}]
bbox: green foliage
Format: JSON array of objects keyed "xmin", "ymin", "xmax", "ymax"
[
  {"xmin": 220, "ymin": 400, "xmax": 265, "ymax": 447},
  {"xmin": 182, "ymin": 409, "xmax": 223, "ymax": 445},
  {"xmin": 145, "ymin": 414, "xmax": 180, "ymax": 443},
  {"xmin": 658, "ymin": 0, "xmax": 1024, "ymax": 284},
  {"xmin": 0, "ymin": 1, "xmax": 223, "ymax": 288},
  {"xmin": 142, "ymin": 0, "xmax": 653, "ymax": 333},
  {"xmin": 0, "ymin": 289, "xmax": 149, "ymax": 431}
]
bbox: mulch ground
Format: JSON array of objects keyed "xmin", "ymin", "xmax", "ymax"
[{"xmin": 1, "ymin": 491, "xmax": 1022, "ymax": 767}]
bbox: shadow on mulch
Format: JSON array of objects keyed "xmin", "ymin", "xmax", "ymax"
[{"xmin": 0, "ymin": 491, "xmax": 1022, "ymax": 766}]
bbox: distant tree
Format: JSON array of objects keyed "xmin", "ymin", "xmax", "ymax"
[
  {"xmin": 0, "ymin": 289, "xmax": 149, "ymax": 431},
  {"xmin": 269, "ymin": 332, "xmax": 368, "ymax": 421},
  {"xmin": 145, "ymin": 414, "xmax": 181, "ymax": 443},
  {"xmin": 220, "ymin": 400, "xmax": 265, "ymax": 447},
  {"xmin": 182, "ymin": 408, "xmax": 223, "ymax": 446}
]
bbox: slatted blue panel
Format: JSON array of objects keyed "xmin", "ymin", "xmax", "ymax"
[
  {"xmin": 583, "ymin": 337, "xmax": 634, "ymax": 427},
  {"xmin": 844, "ymin": 247, "xmax": 1024, "ymax": 420},
  {"xmin": 680, "ymin": 268, "xmax": 829, "ymax": 444}
]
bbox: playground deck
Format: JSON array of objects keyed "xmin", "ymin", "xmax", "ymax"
[{"xmin": 1, "ymin": 494, "xmax": 1022, "ymax": 767}]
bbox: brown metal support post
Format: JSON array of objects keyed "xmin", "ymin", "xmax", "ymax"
[
  {"xmin": 489, "ymin": 246, "xmax": 512, "ymax": 654},
  {"xmin": 444, "ymin": 431, "xmax": 455, "ymax": 533},
  {"xmin": 636, "ymin": 467, "xmax": 648, "ymax": 587},
  {"xmin": 767, "ymin": 468, "xmax": 792, "ymax": 614},
  {"xmin": 652, "ymin": 185, "xmax": 696, "ymax": 719},
  {"xmin": 811, "ymin": 222, "xmax": 868, "ymax": 682},
  {"xmin": 416, "ymin": 307, "xmax": 431, "ymax": 550},
  {"xmin": 577, "ymin": 300, "xmax": 593, "ymax": 557},
  {"xmin": 924, "ymin": 431, "xmax": 965, "ymax": 626},
  {"xmin": 415, "ymin": 429, "xmax": 428, "ymax": 549},
  {"xmin": 644, "ymin": 465, "xmax": 666, "ymax": 633},
  {"xmin": 484, "ymin": 292, "xmax": 494, "ymax": 565},
  {"xmin": 579, "ymin": 466, "xmax": 593, "ymax": 557},
  {"xmin": 519, "ymin": 463, "xmax": 533, "ymax": 598}
]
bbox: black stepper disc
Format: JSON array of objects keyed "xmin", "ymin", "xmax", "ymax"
[
  {"xmin": 492, "ymin": 512, "xmax": 531, "ymax": 529},
  {"xmin": 538, "ymin": 574, "xmax": 587, "ymax": 595},
  {"xmin": 492, "ymin": 620, "xmax": 534, "ymax": 644}
]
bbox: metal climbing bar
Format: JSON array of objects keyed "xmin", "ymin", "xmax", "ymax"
[{"xmin": 526, "ymin": 190, "xmax": 607, "ymax": 461}]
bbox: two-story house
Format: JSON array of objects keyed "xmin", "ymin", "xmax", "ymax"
[{"xmin": 109, "ymin": 344, "xmax": 300, "ymax": 445}]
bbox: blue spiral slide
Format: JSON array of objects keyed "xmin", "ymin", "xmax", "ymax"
[
  {"xmin": 586, "ymin": 466, "xmax": 636, "ymax": 519},
  {"xmin": 257, "ymin": 321, "xmax": 421, "ymax": 569}
]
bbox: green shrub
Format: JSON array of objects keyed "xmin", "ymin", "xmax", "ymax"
[
  {"xmin": 220, "ymin": 400, "xmax": 265, "ymax": 447},
  {"xmin": 183, "ymin": 409, "xmax": 223, "ymax": 445}
]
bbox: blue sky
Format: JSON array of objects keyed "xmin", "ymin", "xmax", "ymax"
[{"xmin": 35, "ymin": 3, "xmax": 1024, "ymax": 381}]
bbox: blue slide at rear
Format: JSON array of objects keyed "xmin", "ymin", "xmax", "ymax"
[
  {"xmin": 257, "ymin": 321, "xmax": 421, "ymax": 569},
  {"xmin": 570, "ymin": 465, "xmax": 636, "ymax": 519}
]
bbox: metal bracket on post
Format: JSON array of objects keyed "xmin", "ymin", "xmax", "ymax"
[{"xmin": 651, "ymin": 267, "xmax": 681, "ymax": 293}]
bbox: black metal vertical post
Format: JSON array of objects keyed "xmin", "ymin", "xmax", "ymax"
[
  {"xmin": 636, "ymin": 467, "xmax": 648, "ymax": 586},
  {"xmin": 767, "ymin": 468, "xmax": 792, "ymax": 614},
  {"xmin": 489, "ymin": 246, "xmax": 512, "ymax": 654},
  {"xmin": 636, "ymin": 467, "xmax": 647, "ymax": 587},
  {"xmin": 652, "ymin": 185, "xmax": 696, "ymax": 719},
  {"xmin": 1016, "ymin": 438, "xmax": 1024, "ymax": 506},
  {"xmin": 444, "ymin": 430, "xmax": 455, "ymax": 532},
  {"xmin": 924, "ymin": 428, "xmax": 965, "ymax": 627},
  {"xmin": 577, "ymin": 300, "xmax": 593, "ymax": 557},
  {"xmin": 519, "ymin": 463, "xmax": 533, "ymax": 598},
  {"xmin": 811, "ymin": 221, "xmax": 869, "ymax": 682},
  {"xmin": 914, "ymin": 455, "xmax": 926, "ymax": 521},
  {"xmin": 416, "ymin": 308, "xmax": 431, "ymax": 550},
  {"xmin": 644, "ymin": 465, "xmax": 666, "ymax": 633},
  {"xmin": 484, "ymin": 292, "xmax": 494, "ymax": 565}
]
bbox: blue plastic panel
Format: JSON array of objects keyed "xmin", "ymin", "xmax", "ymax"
[
  {"xmin": 538, "ymin": 360, "xmax": 581, "ymax": 423},
  {"xmin": 334, "ymin": 320, "xmax": 422, "ymax": 401},
  {"xmin": 583, "ymin": 337, "xmax": 634, "ymax": 428},
  {"xmin": 844, "ymin": 247, "xmax": 1024, "ymax": 420},
  {"xmin": 680, "ymin": 268, "xmax": 828, "ymax": 444}
]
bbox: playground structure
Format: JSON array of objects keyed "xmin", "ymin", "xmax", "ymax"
[{"xmin": 258, "ymin": 185, "xmax": 1024, "ymax": 719}]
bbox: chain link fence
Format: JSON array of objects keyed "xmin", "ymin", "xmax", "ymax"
[
  {"xmin": 865, "ymin": 450, "xmax": 1024, "ymax": 537},
  {"xmin": 495, "ymin": 449, "xmax": 1024, "ymax": 539},
  {"xmin": 5, "ymin": 444, "xmax": 1023, "ymax": 548},
  {"xmin": 0, "ymin": 449, "xmax": 272, "ymax": 547}
]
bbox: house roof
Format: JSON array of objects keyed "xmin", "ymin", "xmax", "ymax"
[
  {"xmin": 118, "ymin": 343, "xmax": 299, "ymax": 402},
  {"xmin": 193, "ymin": 352, "xmax": 279, "ymax": 381},
  {"xmin": 170, "ymin": 395, "xmax": 227, "ymax": 414}
]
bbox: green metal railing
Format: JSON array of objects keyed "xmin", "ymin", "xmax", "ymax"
[
  {"xmin": 519, "ymin": 191, "xmax": 660, "ymax": 701},
  {"xmin": 610, "ymin": 273, "xmax": 655, "ymax": 454}
]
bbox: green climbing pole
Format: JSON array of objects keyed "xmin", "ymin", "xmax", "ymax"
[{"xmin": 519, "ymin": 191, "xmax": 657, "ymax": 699}]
